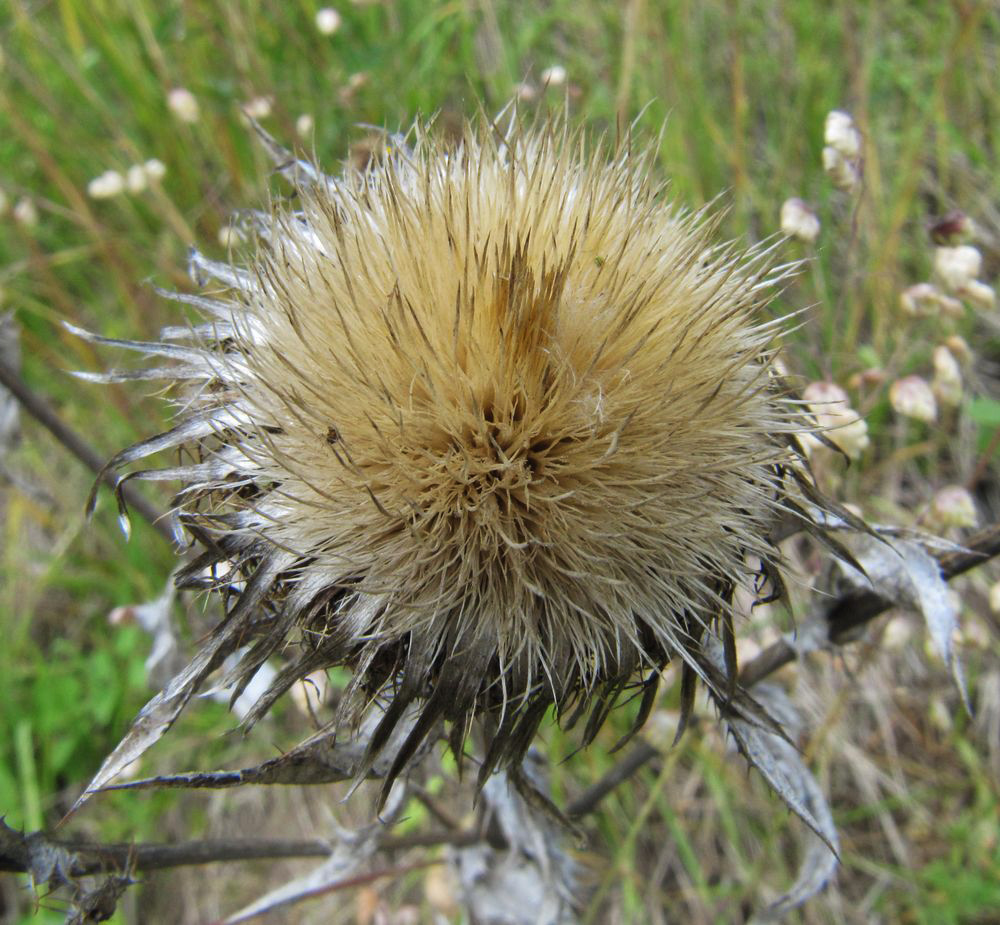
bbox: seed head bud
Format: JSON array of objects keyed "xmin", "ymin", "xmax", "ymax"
[
  {"xmin": 932, "ymin": 345, "xmax": 963, "ymax": 408},
  {"xmin": 144, "ymin": 158, "xmax": 167, "ymax": 182},
  {"xmin": 802, "ymin": 381, "xmax": 869, "ymax": 459},
  {"xmin": 514, "ymin": 82, "xmax": 538, "ymax": 102},
  {"xmin": 934, "ymin": 244, "xmax": 983, "ymax": 293},
  {"xmin": 13, "ymin": 196, "xmax": 38, "ymax": 226},
  {"xmin": 824, "ymin": 110, "xmax": 861, "ymax": 160},
  {"xmin": 889, "ymin": 375, "xmax": 937, "ymax": 423},
  {"xmin": 243, "ymin": 96, "xmax": 274, "ymax": 120},
  {"xmin": 87, "ymin": 111, "xmax": 828, "ymax": 791},
  {"xmin": 780, "ymin": 198, "xmax": 820, "ymax": 244},
  {"xmin": 126, "ymin": 164, "xmax": 148, "ymax": 194},
  {"xmin": 217, "ymin": 224, "xmax": 244, "ymax": 248},
  {"xmin": 899, "ymin": 282, "xmax": 944, "ymax": 318},
  {"xmin": 315, "ymin": 7, "xmax": 342, "ymax": 34},
  {"xmin": 943, "ymin": 335, "xmax": 972, "ymax": 364},
  {"xmin": 167, "ymin": 87, "xmax": 200, "ymax": 123},
  {"xmin": 847, "ymin": 367, "xmax": 885, "ymax": 390},
  {"xmin": 957, "ymin": 279, "xmax": 996, "ymax": 311},
  {"xmin": 339, "ymin": 72, "xmax": 368, "ymax": 104},
  {"xmin": 540, "ymin": 65, "xmax": 567, "ymax": 87},
  {"xmin": 296, "ymin": 113, "xmax": 315, "ymax": 138},
  {"xmin": 87, "ymin": 170, "xmax": 126, "ymax": 200},
  {"xmin": 822, "ymin": 145, "xmax": 859, "ymax": 192},
  {"xmin": 927, "ymin": 485, "xmax": 978, "ymax": 530}
]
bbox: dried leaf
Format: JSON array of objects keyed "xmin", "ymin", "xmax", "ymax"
[
  {"xmin": 452, "ymin": 755, "xmax": 580, "ymax": 925},
  {"xmin": 742, "ymin": 685, "xmax": 840, "ymax": 922},
  {"xmin": 64, "ymin": 620, "xmax": 242, "ymax": 820},
  {"xmin": 66, "ymin": 554, "xmax": 294, "ymax": 819},
  {"xmin": 726, "ymin": 709, "xmax": 839, "ymax": 858},
  {"xmin": 99, "ymin": 700, "xmax": 422, "ymax": 793},
  {"xmin": 841, "ymin": 535, "xmax": 970, "ymax": 709},
  {"xmin": 701, "ymin": 640, "xmax": 839, "ymax": 913}
]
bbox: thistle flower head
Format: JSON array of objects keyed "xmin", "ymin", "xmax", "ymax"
[{"xmin": 86, "ymin": 110, "xmax": 815, "ymax": 792}]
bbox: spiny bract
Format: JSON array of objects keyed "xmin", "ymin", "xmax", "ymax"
[{"xmin": 84, "ymin": 110, "xmax": 812, "ymax": 792}]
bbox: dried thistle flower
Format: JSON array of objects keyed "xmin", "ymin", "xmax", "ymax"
[{"xmin": 82, "ymin": 111, "xmax": 826, "ymax": 794}]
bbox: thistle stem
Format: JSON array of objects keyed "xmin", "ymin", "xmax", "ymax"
[{"xmin": 0, "ymin": 819, "xmax": 480, "ymax": 876}]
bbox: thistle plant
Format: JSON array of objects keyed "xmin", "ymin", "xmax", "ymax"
[{"xmin": 75, "ymin": 109, "xmax": 828, "ymax": 802}]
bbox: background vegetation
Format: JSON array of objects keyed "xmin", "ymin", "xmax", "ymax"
[{"xmin": 1, "ymin": 0, "xmax": 998, "ymax": 922}]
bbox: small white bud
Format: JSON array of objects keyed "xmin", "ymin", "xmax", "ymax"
[
  {"xmin": 13, "ymin": 196, "xmax": 38, "ymax": 226},
  {"xmin": 989, "ymin": 580, "xmax": 1000, "ymax": 614},
  {"xmin": 943, "ymin": 335, "xmax": 972, "ymax": 364},
  {"xmin": 244, "ymin": 96, "xmax": 273, "ymax": 120},
  {"xmin": 934, "ymin": 244, "xmax": 983, "ymax": 293},
  {"xmin": 540, "ymin": 65, "xmax": 567, "ymax": 87},
  {"xmin": 889, "ymin": 375, "xmax": 937, "ymax": 423},
  {"xmin": 937, "ymin": 292, "xmax": 966, "ymax": 318},
  {"xmin": 957, "ymin": 279, "xmax": 995, "ymax": 311},
  {"xmin": 167, "ymin": 87, "xmax": 200, "ymax": 123},
  {"xmin": 218, "ymin": 225, "xmax": 244, "ymax": 249},
  {"xmin": 780, "ymin": 198, "xmax": 820, "ymax": 243},
  {"xmin": 803, "ymin": 380, "xmax": 849, "ymax": 409},
  {"xmin": 339, "ymin": 71, "xmax": 368, "ymax": 103},
  {"xmin": 928, "ymin": 485, "xmax": 977, "ymax": 529},
  {"xmin": 822, "ymin": 145, "xmax": 859, "ymax": 191},
  {"xmin": 126, "ymin": 164, "xmax": 148, "ymax": 194},
  {"xmin": 296, "ymin": 113, "xmax": 314, "ymax": 138},
  {"xmin": 882, "ymin": 615, "xmax": 912, "ymax": 651},
  {"xmin": 802, "ymin": 381, "xmax": 870, "ymax": 459},
  {"xmin": 932, "ymin": 345, "xmax": 963, "ymax": 407},
  {"xmin": 899, "ymin": 282, "xmax": 943, "ymax": 317},
  {"xmin": 315, "ymin": 7, "xmax": 342, "ymax": 34},
  {"xmin": 824, "ymin": 110, "xmax": 861, "ymax": 160},
  {"xmin": 144, "ymin": 158, "xmax": 167, "ymax": 182},
  {"xmin": 87, "ymin": 169, "xmax": 126, "ymax": 200},
  {"xmin": 514, "ymin": 81, "xmax": 538, "ymax": 102}
]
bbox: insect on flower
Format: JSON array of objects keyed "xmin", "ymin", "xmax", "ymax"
[{"xmin": 77, "ymin": 108, "xmax": 836, "ymax": 802}]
